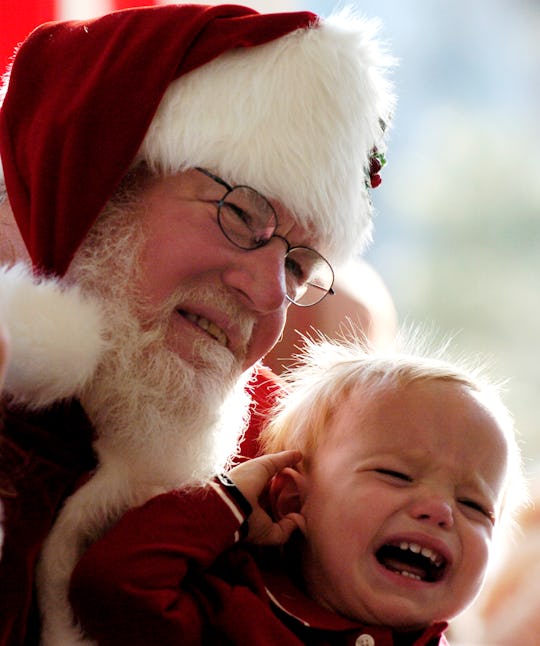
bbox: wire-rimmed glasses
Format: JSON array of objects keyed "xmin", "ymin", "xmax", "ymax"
[{"xmin": 196, "ymin": 168, "xmax": 334, "ymax": 307}]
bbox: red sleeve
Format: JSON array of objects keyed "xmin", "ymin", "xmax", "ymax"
[
  {"xmin": 239, "ymin": 364, "xmax": 284, "ymax": 460},
  {"xmin": 69, "ymin": 484, "xmax": 247, "ymax": 646}
]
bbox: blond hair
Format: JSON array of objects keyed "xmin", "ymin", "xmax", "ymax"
[{"xmin": 261, "ymin": 333, "xmax": 528, "ymax": 525}]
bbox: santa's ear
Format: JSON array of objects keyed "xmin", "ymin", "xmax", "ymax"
[{"xmin": 269, "ymin": 467, "xmax": 307, "ymax": 533}]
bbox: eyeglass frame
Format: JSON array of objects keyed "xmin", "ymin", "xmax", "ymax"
[{"xmin": 195, "ymin": 167, "xmax": 335, "ymax": 307}]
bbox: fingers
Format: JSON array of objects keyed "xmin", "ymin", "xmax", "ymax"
[
  {"xmin": 225, "ymin": 451, "xmax": 304, "ymax": 545},
  {"xmin": 227, "ymin": 450, "xmax": 302, "ymax": 500},
  {"xmin": 256, "ymin": 449, "xmax": 303, "ymax": 479}
]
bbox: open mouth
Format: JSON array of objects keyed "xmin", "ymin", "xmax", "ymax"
[
  {"xmin": 180, "ymin": 311, "xmax": 228, "ymax": 347},
  {"xmin": 376, "ymin": 541, "xmax": 447, "ymax": 583}
]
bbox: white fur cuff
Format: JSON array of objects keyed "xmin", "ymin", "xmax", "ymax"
[{"xmin": 0, "ymin": 263, "xmax": 105, "ymax": 408}]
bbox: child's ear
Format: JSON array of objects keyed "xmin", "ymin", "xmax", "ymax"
[{"xmin": 269, "ymin": 467, "xmax": 307, "ymax": 534}]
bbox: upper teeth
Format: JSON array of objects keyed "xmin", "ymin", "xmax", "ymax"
[
  {"xmin": 184, "ymin": 313, "xmax": 228, "ymax": 347},
  {"xmin": 398, "ymin": 542, "xmax": 444, "ymax": 567}
]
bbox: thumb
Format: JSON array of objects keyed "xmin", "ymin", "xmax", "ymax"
[{"xmin": 250, "ymin": 512, "xmax": 304, "ymax": 546}]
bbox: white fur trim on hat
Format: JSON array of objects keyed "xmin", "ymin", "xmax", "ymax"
[
  {"xmin": 0, "ymin": 263, "xmax": 105, "ymax": 408},
  {"xmin": 139, "ymin": 8, "xmax": 396, "ymax": 263}
]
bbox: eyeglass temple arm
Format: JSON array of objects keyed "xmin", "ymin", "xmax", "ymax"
[{"xmin": 195, "ymin": 167, "xmax": 233, "ymax": 192}]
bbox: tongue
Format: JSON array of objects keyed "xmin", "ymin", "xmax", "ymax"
[{"xmin": 381, "ymin": 555, "xmax": 427, "ymax": 579}]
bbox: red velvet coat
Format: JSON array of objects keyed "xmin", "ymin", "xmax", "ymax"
[
  {"xmin": 69, "ymin": 474, "xmax": 449, "ymax": 646},
  {"xmin": 0, "ymin": 366, "xmax": 279, "ymax": 646}
]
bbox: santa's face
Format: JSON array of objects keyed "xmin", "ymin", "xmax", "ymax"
[
  {"xmin": 65, "ymin": 187, "xmax": 255, "ymax": 478},
  {"xmin": 133, "ymin": 169, "xmax": 319, "ymax": 372}
]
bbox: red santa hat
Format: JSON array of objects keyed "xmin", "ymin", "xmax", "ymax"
[{"xmin": 0, "ymin": 3, "xmax": 395, "ymax": 277}]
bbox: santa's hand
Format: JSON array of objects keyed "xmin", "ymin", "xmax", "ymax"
[{"xmin": 227, "ymin": 450, "xmax": 303, "ymax": 546}]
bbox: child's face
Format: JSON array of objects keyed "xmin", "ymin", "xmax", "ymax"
[{"xmin": 298, "ymin": 379, "xmax": 509, "ymax": 631}]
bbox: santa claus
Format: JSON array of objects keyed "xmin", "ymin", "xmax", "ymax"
[{"xmin": 0, "ymin": 4, "xmax": 395, "ymax": 643}]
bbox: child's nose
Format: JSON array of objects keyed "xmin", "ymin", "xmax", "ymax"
[{"xmin": 408, "ymin": 494, "xmax": 454, "ymax": 529}]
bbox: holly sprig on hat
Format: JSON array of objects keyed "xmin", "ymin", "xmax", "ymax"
[{"xmin": 367, "ymin": 147, "xmax": 386, "ymax": 188}]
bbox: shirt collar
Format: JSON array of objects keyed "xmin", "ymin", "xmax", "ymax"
[{"xmin": 260, "ymin": 555, "xmax": 448, "ymax": 645}]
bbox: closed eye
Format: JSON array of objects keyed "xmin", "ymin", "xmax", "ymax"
[
  {"xmin": 375, "ymin": 468, "xmax": 412, "ymax": 483},
  {"xmin": 285, "ymin": 255, "xmax": 305, "ymax": 282},
  {"xmin": 458, "ymin": 499, "xmax": 495, "ymax": 524},
  {"xmin": 221, "ymin": 200, "xmax": 253, "ymax": 228}
]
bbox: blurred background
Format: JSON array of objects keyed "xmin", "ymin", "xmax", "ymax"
[
  {"xmin": 2, "ymin": 1, "xmax": 539, "ymax": 470},
  {"xmin": 313, "ymin": 0, "xmax": 540, "ymax": 475}
]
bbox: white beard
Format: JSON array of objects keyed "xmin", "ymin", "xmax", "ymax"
[
  {"xmin": 37, "ymin": 195, "xmax": 256, "ymax": 645},
  {"xmin": 80, "ymin": 283, "xmax": 253, "ymax": 486},
  {"xmin": 69, "ymin": 195, "xmax": 255, "ymax": 483}
]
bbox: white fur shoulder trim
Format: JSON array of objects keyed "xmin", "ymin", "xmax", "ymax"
[{"xmin": 0, "ymin": 263, "xmax": 105, "ymax": 408}]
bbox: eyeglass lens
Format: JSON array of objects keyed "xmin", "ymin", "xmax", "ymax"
[
  {"xmin": 218, "ymin": 186, "xmax": 277, "ymax": 249},
  {"xmin": 284, "ymin": 247, "xmax": 334, "ymax": 307},
  {"xmin": 218, "ymin": 185, "xmax": 333, "ymax": 306}
]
